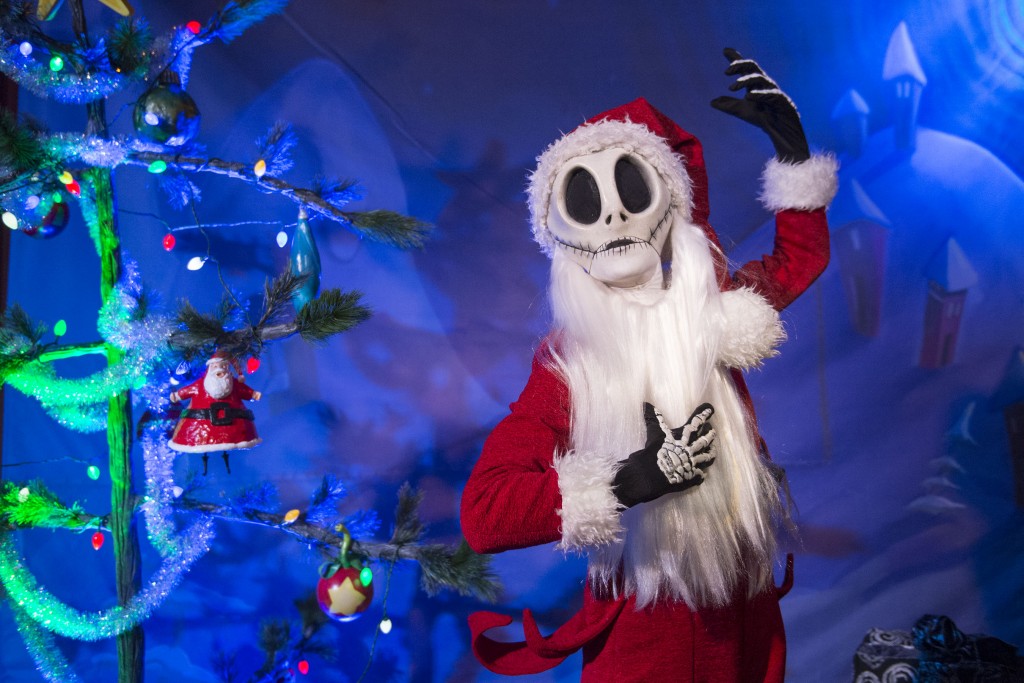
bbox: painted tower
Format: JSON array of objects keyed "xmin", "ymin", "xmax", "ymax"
[
  {"xmin": 883, "ymin": 22, "xmax": 927, "ymax": 151},
  {"xmin": 829, "ymin": 180, "xmax": 891, "ymax": 336},
  {"xmin": 831, "ymin": 89, "xmax": 870, "ymax": 159},
  {"xmin": 990, "ymin": 348, "xmax": 1024, "ymax": 507},
  {"xmin": 919, "ymin": 237, "xmax": 977, "ymax": 368}
]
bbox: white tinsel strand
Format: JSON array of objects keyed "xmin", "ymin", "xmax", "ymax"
[
  {"xmin": 139, "ymin": 429, "xmax": 215, "ymax": 558},
  {"xmin": 42, "ymin": 134, "xmax": 131, "ymax": 169},
  {"xmin": 96, "ymin": 283, "xmax": 177, "ymax": 353},
  {"xmin": 0, "ymin": 526, "xmax": 213, "ymax": 641},
  {"xmin": 8, "ymin": 600, "xmax": 82, "ymax": 683}
]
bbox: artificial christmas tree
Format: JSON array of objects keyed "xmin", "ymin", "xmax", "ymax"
[{"xmin": 0, "ymin": 1, "xmax": 497, "ymax": 681}]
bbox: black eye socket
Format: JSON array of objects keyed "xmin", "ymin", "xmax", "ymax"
[
  {"xmin": 564, "ymin": 168, "xmax": 601, "ymax": 225},
  {"xmin": 615, "ymin": 157, "xmax": 651, "ymax": 214}
]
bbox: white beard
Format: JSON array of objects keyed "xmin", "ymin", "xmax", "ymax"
[
  {"xmin": 547, "ymin": 211, "xmax": 781, "ymax": 609},
  {"xmin": 203, "ymin": 370, "xmax": 234, "ymax": 400}
]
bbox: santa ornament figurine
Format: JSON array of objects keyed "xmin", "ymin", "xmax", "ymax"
[
  {"xmin": 461, "ymin": 49, "xmax": 837, "ymax": 681},
  {"xmin": 168, "ymin": 350, "xmax": 262, "ymax": 474}
]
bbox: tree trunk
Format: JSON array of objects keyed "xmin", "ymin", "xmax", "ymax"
[{"xmin": 68, "ymin": 0, "xmax": 144, "ymax": 674}]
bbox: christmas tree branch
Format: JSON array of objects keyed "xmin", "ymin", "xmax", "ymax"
[
  {"xmin": 0, "ymin": 480, "xmax": 106, "ymax": 532},
  {"xmin": 126, "ymin": 152, "xmax": 430, "ymax": 247}
]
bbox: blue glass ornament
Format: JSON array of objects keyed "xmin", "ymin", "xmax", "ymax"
[{"xmin": 289, "ymin": 208, "xmax": 321, "ymax": 311}]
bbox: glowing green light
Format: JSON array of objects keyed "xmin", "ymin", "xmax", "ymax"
[
  {"xmin": 53, "ymin": 320, "xmax": 67, "ymax": 337},
  {"xmin": 49, "ymin": 55, "xmax": 63, "ymax": 72},
  {"xmin": 147, "ymin": 160, "xmax": 167, "ymax": 174},
  {"xmin": 359, "ymin": 566, "xmax": 372, "ymax": 587},
  {"xmin": 86, "ymin": 465, "xmax": 100, "ymax": 480},
  {"xmin": 52, "ymin": 193, "xmax": 62, "ymax": 204}
]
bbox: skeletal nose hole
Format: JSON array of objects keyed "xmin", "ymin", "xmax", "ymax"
[
  {"xmin": 620, "ymin": 212, "xmax": 627, "ymax": 221},
  {"xmin": 605, "ymin": 214, "xmax": 612, "ymax": 225}
]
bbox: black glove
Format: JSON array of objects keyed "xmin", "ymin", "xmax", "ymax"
[
  {"xmin": 710, "ymin": 47, "xmax": 810, "ymax": 163},
  {"xmin": 612, "ymin": 402, "xmax": 716, "ymax": 508}
]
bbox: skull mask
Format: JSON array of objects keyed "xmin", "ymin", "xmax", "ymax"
[{"xmin": 547, "ymin": 146, "xmax": 672, "ymax": 288}]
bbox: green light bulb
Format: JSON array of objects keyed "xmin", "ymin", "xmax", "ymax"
[
  {"xmin": 49, "ymin": 55, "xmax": 64, "ymax": 72},
  {"xmin": 52, "ymin": 193, "xmax": 62, "ymax": 204},
  {"xmin": 359, "ymin": 566, "xmax": 372, "ymax": 587},
  {"xmin": 53, "ymin": 320, "xmax": 67, "ymax": 337},
  {"xmin": 87, "ymin": 465, "xmax": 100, "ymax": 480},
  {"xmin": 147, "ymin": 160, "xmax": 167, "ymax": 174}
]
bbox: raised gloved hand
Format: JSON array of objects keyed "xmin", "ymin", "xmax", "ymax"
[
  {"xmin": 612, "ymin": 402, "xmax": 716, "ymax": 508},
  {"xmin": 710, "ymin": 47, "xmax": 810, "ymax": 163}
]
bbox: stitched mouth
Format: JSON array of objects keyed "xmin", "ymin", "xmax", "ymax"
[
  {"xmin": 599, "ymin": 237, "xmax": 643, "ymax": 253},
  {"xmin": 550, "ymin": 205, "xmax": 673, "ymax": 256}
]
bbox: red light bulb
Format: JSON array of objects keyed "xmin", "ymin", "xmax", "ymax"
[
  {"xmin": 163, "ymin": 234, "xmax": 176, "ymax": 251},
  {"xmin": 297, "ymin": 660, "xmax": 309, "ymax": 675},
  {"xmin": 186, "ymin": 20, "xmax": 201, "ymax": 34},
  {"xmin": 66, "ymin": 180, "xmax": 81, "ymax": 197},
  {"xmin": 246, "ymin": 357, "xmax": 260, "ymax": 374},
  {"xmin": 91, "ymin": 532, "xmax": 104, "ymax": 550}
]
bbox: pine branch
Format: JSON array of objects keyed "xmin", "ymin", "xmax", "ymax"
[
  {"xmin": 256, "ymin": 271, "xmax": 306, "ymax": 329},
  {"xmin": 306, "ymin": 475, "xmax": 346, "ymax": 526},
  {"xmin": 345, "ymin": 210, "xmax": 432, "ymax": 249},
  {"xmin": 0, "ymin": 304, "xmax": 49, "ymax": 380},
  {"xmin": 255, "ymin": 122, "xmax": 296, "ymax": 178},
  {"xmin": 106, "ymin": 17, "xmax": 153, "ymax": 75},
  {"xmin": 254, "ymin": 620, "xmax": 290, "ymax": 678},
  {"xmin": 0, "ymin": 480, "xmax": 103, "ymax": 531},
  {"xmin": 294, "ymin": 289, "xmax": 370, "ymax": 343},
  {"xmin": 310, "ymin": 175, "xmax": 363, "ymax": 206},
  {"xmin": 389, "ymin": 482, "xmax": 424, "ymax": 546},
  {"xmin": 209, "ymin": 0, "xmax": 290, "ymax": 44},
  {"xmin": 414, "ymin": 540, "xmax": 501, "ymax": 602},
  {"xmin": 171, "ymin": 300, "xmax": 227, "ymax": 357},
  {"xmin": 0, "ymin": 110, "xmax": 46, "ymax": 176}
]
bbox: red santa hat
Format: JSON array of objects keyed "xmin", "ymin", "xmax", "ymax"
[{"xmin": 527, "ymin": 98, "xmax": 730, "ymax": 285}]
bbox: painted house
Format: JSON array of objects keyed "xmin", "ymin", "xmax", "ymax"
[
  {"xmin": 919, "ymin": 237, "xmax": 977, "ymax": 368},
  {"xmin": 883, "ymin": 22, "xmax": 927, "ymax": 151},
  {"xmin": 829, "ymin": 180, "xmax": 891, "ymax": 336},
  {"xmin": 990, "ymin": 347, "xmax": 1024, "ymax": 506},
  {"xmin": 831, "ymin": 89, "xmax": 870, "ymax": 159}
]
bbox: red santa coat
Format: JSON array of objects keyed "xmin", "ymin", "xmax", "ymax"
[
  {"xmin": 461, "ymin": 206, "xmax": 830, "ymax": 682},
  {"xmin": 169, "ymin": 377, "xmax": 260, "ymax": 453}
]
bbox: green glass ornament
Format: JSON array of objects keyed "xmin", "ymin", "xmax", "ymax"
[{"xmin": 133, "ymin": 74, "xmax": 200, "ymax": 147}]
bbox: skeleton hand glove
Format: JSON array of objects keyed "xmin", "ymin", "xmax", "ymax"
[
  {"xmin": 612, "ymin": 402, "xmax": 717, "ymax": 508},
  {"xmin": 710, "ymin": 48, "xmax": 811, "ymax": 163}
]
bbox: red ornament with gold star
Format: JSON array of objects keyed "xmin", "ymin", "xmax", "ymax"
[{"xmin": 315, "ymin": 526, "xmax": 373, "ymax": 622}]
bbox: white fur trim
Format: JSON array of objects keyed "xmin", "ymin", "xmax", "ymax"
[
  {"xmin": 759, "ymin": 154, "xmax": 839, "ymax": 212},
  {"xmin": 552, "ymin": 449, "xmax": 623, "ymax": 550},
  {"xmin": 168, "ymin": 438, "xmax": 261, "ymax": 453},
  {"xmin": 528, "ymin": 118, "xmax": 693, "ymax": 258},
  {"xmin": 718, "ymin": 287, "xmax": 786, "ymax": 369}
]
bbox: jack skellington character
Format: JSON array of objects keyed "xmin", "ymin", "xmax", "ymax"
[{"xmin": 461, "ymin": 49, "xmax": 837, "ymax": 681}]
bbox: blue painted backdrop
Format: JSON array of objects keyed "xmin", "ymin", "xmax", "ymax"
[{"xmin": 2, "ymin": 1, "xmax": 1023, "ymax": 681}]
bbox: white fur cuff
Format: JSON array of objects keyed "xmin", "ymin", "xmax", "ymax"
[
  {"xmin": 718, "ymin": 287, "xmax": 787, "ymax": 369},
  {"xmin": 759, "ymin": 154, "xmax": 838, "ymax": 212},
  {"xmin": 553, "ymin": 449, "xmax": 622, "ymax": 550}
]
